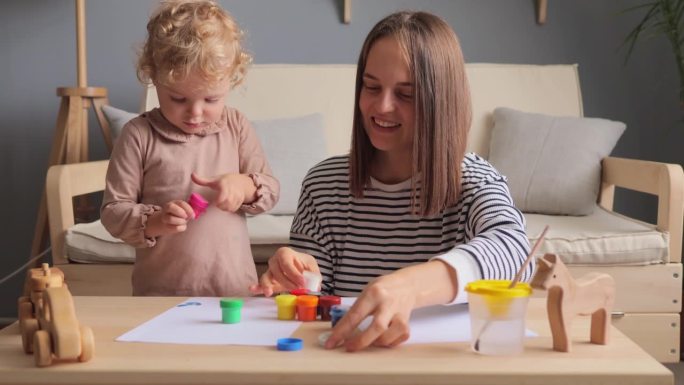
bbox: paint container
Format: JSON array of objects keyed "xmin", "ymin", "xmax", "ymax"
[
  {"xmin": 296, "ymin": 295, "xmax": 319, "ymax": 322},
  {"xmin": 318, "ymin": 295, "xmax": 341, "ymax": 321},
  {"xmin": 220, "ymin": 298, "xmax": 244, "ymax": 324},
  {"xmin": 289, "ymin": 288, "xmax": 309, "ymax": 296},
  {"xmin": 330, "ymin": 305, "xmax": 348, "ymax": 328},
  {"xmin": 188, "ymin": 192, "xmax": 209, "ymax": 218},
  {"xmin": 274, "ymin": 294, "xmax": 297, "ymax": 320},
  {"xmin": 302, "ymin": 271, "xmax": 322, "ymax": 293}
]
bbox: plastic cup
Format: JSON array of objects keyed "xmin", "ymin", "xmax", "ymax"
[
  {"xmin": 465, "ymin": 280, "xmax": 532, "ymax": 355},
  {"xmin": 274, "ymin": 294, "xmax": 297, "ymax": 320},
  {"xmin": 220, "ymin": 298, "xmax": 243, "ymax": 324}
]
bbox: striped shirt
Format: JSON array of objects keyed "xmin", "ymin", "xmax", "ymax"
[{"xmin": 289, "ymin": 153, "xmax": 532, "ymax": 297}]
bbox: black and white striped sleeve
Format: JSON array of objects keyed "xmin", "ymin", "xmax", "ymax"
[{"xmin": 456, "ymin": 175, "xmax": 532, "ymax": 282}]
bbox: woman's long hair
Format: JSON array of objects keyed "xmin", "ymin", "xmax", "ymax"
[{"xmin": 350, "ymin": 11, "xmax": 472, "ymax": 217}]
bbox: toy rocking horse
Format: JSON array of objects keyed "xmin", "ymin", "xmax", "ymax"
[{"xmin": 530, "ymin": 253, "xmax": 615, "ymax": 352}]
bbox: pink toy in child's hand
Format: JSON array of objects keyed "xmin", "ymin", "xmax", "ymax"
[{"xmin": 188, "ymin": 193, "xmax": 209, "ymax": 219}]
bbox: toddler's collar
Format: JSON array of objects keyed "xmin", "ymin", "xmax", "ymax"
[{"xmin": 145, "ymin": 108, "xmax": 227, "ymax": 142}]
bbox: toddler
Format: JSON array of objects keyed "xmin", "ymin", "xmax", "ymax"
[{"xmin": 102, "ymin": 0, "xmax": 279, "ymax": 296}]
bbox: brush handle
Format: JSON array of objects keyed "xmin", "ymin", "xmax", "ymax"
[{"xmin": 508, "ymin": 225, "xmax": 549, "ymax": 289}]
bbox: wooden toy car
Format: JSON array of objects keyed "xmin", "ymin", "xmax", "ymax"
[
  {"xmin": 17, "ymin": 263, "xmax": 65, "ymax": 353},
  {"xmin": 17, "ymin": 263, "xmax": 94, "ymax": 367},
  {"xmin": 31, "ymin": 286, "xmax": 94, "ymax": 367}
]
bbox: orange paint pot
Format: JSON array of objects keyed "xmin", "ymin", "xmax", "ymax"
[{"xmin": 296, "ymin": 295, "xmax": 319, "ymax": 322}]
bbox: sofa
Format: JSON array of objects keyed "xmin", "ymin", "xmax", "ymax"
[{"xmin": 46, "ymin": 64, "xmax": 683, "ymax": 362}]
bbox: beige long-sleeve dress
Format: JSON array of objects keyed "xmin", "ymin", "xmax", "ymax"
[{"xmin": 101, "ymin": 107, "xmax": 279, "ymax": 296}]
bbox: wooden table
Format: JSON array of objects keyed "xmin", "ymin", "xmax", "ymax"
[{"xmin": 0, "ymin": 297, "xmax": 673, "ymax": 385}]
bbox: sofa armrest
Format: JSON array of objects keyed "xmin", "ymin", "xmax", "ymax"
[
  {"xmin": 599, "ymin": 156, "xmax": 684, "ymax": 263},
  {"xmin": 46, "ymin": 160, "xmax": 109, "ymax": 265}
]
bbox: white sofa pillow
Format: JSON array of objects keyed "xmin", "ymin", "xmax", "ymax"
[
  {"xmin": 488, "ymin": 107, "xmax": 625, "ymax": 216},
  {"xmin": 252, "ymin": 114, "xmax": 327, "ymax": 215}
]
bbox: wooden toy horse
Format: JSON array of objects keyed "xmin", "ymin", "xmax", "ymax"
[{"xmin": 530, "ymin": 253, "xmax": 615, "ymax": 352}]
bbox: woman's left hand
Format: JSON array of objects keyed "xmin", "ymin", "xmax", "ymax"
[{"xmin": 324, "ymin": 270, "xmax": 417, "ymax": 351}]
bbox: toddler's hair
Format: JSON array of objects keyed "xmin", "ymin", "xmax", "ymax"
[{"xmin": 137, "ymin": 0, "xmax": 251, "ymax": 87}]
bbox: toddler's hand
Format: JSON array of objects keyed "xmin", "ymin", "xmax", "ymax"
[
  {"xmin": 192, "ymin": 173, "xmax": 253, "ymax": 212},
  {"xmin": 248, "ymin": 247, "xmax": 320, "ymax": 297},
  {"xmin": 145, "ymin": 200, "xmax": 195, "ymax": 237}
]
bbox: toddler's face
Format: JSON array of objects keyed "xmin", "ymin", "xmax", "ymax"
[{"xmin": 155, "ymin": 71, "xmax": 231, "ymax": 134}]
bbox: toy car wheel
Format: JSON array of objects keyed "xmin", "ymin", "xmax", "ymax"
[
  {"xmin": 33, "ymin": 330, "xmax": 52, "ymax": 367},
  {"xmin": 18, "ymin": 301, "xmax": 33, "ymax": 322},
  {"xmin": 20, "ymin": 318, "xmax": 39, "ymax": 354},
  {"xmin": 78, "ymin": 326, "xmax": 94, "ymax": 362}
]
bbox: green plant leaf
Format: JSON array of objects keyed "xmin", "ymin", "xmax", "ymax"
[{"xmin": 621, "ymin": 0, "xmax": 684, "ymax": 109}]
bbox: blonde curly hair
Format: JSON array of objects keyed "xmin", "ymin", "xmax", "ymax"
[{"xmin": 137, "ymin": 0, "xmax": 251, "ymax": 87}]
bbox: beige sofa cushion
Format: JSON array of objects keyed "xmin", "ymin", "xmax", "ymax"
[
  {"xmin": 65, "ymin": 220, "xmax": 135, "ymax": 263},
  {"xmin": 63, "ymin": 217, "xmax": 295, "ymax": 265},
  {"xmin": 246, "ymin": 215, "xmax": 293, "ymax": 245},
  {"xmin": 64, "ymin": 209, "xmax": 668, "ymax": 267},
  {"xmin": 526, "ymin": 206, "xmax": 669, "ymax": 266},
  {"xmin": 252, "ymin": 114, "xmax": 327, "ymax": 215}
]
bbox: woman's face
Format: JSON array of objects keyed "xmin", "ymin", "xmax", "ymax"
[{"xmin": 359, "ymin": 36, "xmax": 415, "ymax": 157}]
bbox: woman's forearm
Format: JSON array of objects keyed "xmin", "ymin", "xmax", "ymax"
[{"xmin": 402, "ymin": 260, "xmax": 459, "ymax": 308}]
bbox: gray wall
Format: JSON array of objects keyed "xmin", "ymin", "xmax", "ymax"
[{"xmin": 1, "ymin": 0, "xmax": 681, "ymax": 319}]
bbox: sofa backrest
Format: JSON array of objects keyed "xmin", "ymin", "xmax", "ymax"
[{"xmin": 143, "ymin": 63, "xmax": 583, "ymax": 158}]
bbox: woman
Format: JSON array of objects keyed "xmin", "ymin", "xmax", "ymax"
[{"xmin": 250, "ymin": 11, "xmax": 531, "ymax": 351}]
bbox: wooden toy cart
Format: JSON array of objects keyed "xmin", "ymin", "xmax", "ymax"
[{"xmin": 17, "ymin": 263, "xmax": 65, "ymax": 353}]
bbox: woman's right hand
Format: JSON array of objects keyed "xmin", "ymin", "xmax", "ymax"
[
  {"xmin": 144, "ymin": 200, "xmax": 195, "ymax": 238},
  {"xmin": 249, "ymin": 247, "xmax": 320, "ymax": 297}
]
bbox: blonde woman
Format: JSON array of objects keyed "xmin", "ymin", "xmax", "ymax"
[{"xmin": 102, "ymin": 0, "xmax": 279, "ymax": 296}]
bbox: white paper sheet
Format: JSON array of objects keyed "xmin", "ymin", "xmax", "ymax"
[
  {"xmin": 339, "ymin": 298, "xmax": 536, "ymax": 345},
  {"xmin": 117, "ymin": 297, "xmax": 536, "ymax": 346},
  {"xmin": 116, "ymin": 297, "xmax": 301, "ymax": 346}
]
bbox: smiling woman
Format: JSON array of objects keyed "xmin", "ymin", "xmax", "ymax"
[{"xmin": 250, "ymin": 10, "xmax": 532, "ymax": 352}]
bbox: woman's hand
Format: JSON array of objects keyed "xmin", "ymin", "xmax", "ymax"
[
  {"xmin": 248, "ymin": 247, "xmax": 320, "ymax": 297},
  {"xmin": 324, "ymin": 270, "xmax": 416, "ymax": 351},
  {"xmin": 192, "ymin": 173, "xmax": 256, "ymax": 212},
  {"xmin": 144, "ymin": 200, "xmax": 195, "ymax": 237},
  {"xmin": 325, "ymin": 260, "xmax": 458, "ymax": 352}
]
